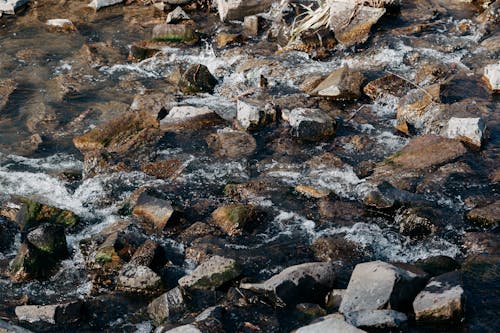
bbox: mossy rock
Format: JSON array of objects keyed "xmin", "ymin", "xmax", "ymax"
[
  {"xmin": 211, "ymin": 204, "xmax": 256, "ymax": 236},
  {"xmin": 10, "ymin": 242, "xmax": 58, "ymax": 281},
  {"xmin": 152, "ymin": 23, "xmax": 198, "ymax": 43},
  {"xmin": 26, "ymin": 223, "xmax": 68, "ymax": 259},
  {"xmin": 15, "ymin": 198, "xmax": 79, "ymax": 231}
]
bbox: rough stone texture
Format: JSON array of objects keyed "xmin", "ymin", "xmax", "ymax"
[
  {"xmin": 363, "ymin": 73, "xmax": 414, "ymax": 100},
  {"xmin": 295, "ymin": 314, "xmax": 366, "ymax": 333},
  {"xmin": 236, "ymin": 98, "xmax": 276, "ymax": 131},
  {"xmin": 166, "ymin": 6, "xmax": 190, "ymax": 24},
  {"xmin": 243, "ymin": 15, "xmax": 259, "ymax": 36},
  {"xmin": 466, "ymin": 201, "xmax": 499, "ymax": 228},
  {"xmin": 483, "ymin": 62, "xmax": 500, "ymax": 92},
  {"xmin": 325, "ymin": 289, "xmax": 345, "ymax": 311},
  {"xmin": 152, "ymin": 24, "xmax": 197, "ymax": 43},
  {"xmin": 332, "ymin": 5, "xmax": 386, "ymax": 47},
  {"xmin": 345, "ymin": 309, "xmax": 407, "ymax": 329},
  {"xmin": 281, "ymin": 108, "xmax": 335, "ymax": 142},
  {"xmin": 215, "ymin": 0, "xmax": 273, "ymax": 21},
  {"xmin": 117, "ymin": 264, "xmax": 162, "ymax": 292},
  {"xmin": 129, "ymin": 239, "xmax": 159, "ymax": 267},
  {"xmin": 179, "ymin": 64, "xmax": 218, "ymax": 94},
  {"xmin": 147, "ymin": 287, "xmax": 186, "ymax": 325},
  {"xmin": 309, "ymin": 66, "xmax": 364, "ymax": 100},
  {"xmin": 0, "ymin": 79, "xmax": 17, "ymax": 111},
  {"xmin": 26, "ymin": 223, "xmax": 68, "ymax": 259},
  {"xmin": 130, "ymin": 91, "xmax": 176, "ymax": 119},
  {"xmin": 161, "ymin": 325, "xmax": 202, "ymax": 333},
  {"xmin": 88, "ymin": 0, "xmax": 123, "ymax": 10},
  {"xmin": 14, "ymin": 198, "xmax": 78, "ymax": 231},
  {"xmin": 160, "ymin": 105, "xmax": 222, "ymax": 131},
  {"xmin": 206, "ymin": 130, "xmax": 257, "ymax": 159},
  {"xmin": 132, "ymin": 192, "xmax": 175, "ymax": 232},
  {"xmin": 211, "ymin": 204, "xmax": 256, "ymax": 236},
  {"xmin": 413, "ymin": 271, "xmax": 464, "ymax": 322},
  {"xmin": 339, "ymin": 261, "xmax": 427, "ymax": 314},
  {"xmin": 15, "ymin": 302, "xmax": 81, "ymax": 325},
  {"xmin": 388, "ymin": 134, "xmax": 467, "ymax": 170},
  {"xmin": 415, "ymin": 256, "xmax": 460, "ymax": 277},
  {"xmin": 240, "ymin": 262, "xmax": 335, "ymax": 305},
  {"xmin": 178, "ymin": 255, "xmax": 241, "ymax": 290},
  {"xmin": 141, "ymin": 159, "xmax": 183, "ymax": 180},
  {"xmin": 445, "ymin": 117, "xmax": 486, "ymax": 147},
  {"xmin": 397, "ymin": 84, "xmax": 442, "ymax": 132},
  {"xmin": 395, "ymin": 207, "xmax": 437, "ymax": 238},
  {"xmin": 0, "ymin": 0, "xmax": 29, "ymax": 14},
  {"xmin": 46, "ymin": 19, "xmax": 76, "ymax": 32}
]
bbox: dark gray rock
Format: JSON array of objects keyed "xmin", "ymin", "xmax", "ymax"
[
  {"xmin": 281, "ymin": 108, "xmax": 335, "ymax": 142},
  {"xmin": 15, "ymin": 302, "xmax": 81, "ymax": 325},
  {"xmin": 178, "ymin": 255, "xmax": 241, "ymax": 290},
  {"xmin": 345, "ymin": 309, "xmax": 407, "ymax": 329},
  {"xmin": 147, "ymin": 287, "xmax": 186, "ymax": 325},
  {"xmin": 179, "ymin": 64, "xmax": 218, "ymax": 94}
]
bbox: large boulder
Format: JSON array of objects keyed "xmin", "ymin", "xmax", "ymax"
[
  {"xmin": 339, "ymin": 261, "xmax": 427, "ymax": 314},
  {"xmin": 147, "ymin": 287, "xmax": 186, "ymax": 325},
  {"xmin": 281, "ymin": 108, "xmax": 336, "ymax": 142},
  {"xmin": 309, "ymin": 66, "xmax": 364, "ymax": 100},
  {"xmin": 240, "ymin": 262, "xmax": 335, "ymax": 306},
  {"xmin": 214, "ymin": 0, "xmax": 274, "ymax": 22},
  {"xmin": 178, "ymin": 255, "xmax": 241, "ymax": 290},
  {"xmin": 413, "ymin": 271, "xmax": 464, "ymax": 322}
]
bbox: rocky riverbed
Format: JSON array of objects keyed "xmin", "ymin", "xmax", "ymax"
[{"xmin": 0, "ymin": 0, "xmax": 498, "ymax": 332}]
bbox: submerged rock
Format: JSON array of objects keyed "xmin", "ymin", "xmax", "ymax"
[
  {"xmin": 240, "ymin": 262, "xmax": 335, "ymax": 306},
  {"xmin": 178, "ymin": 255, "xmax": 241, "ymax": 290},
  {"xmin": 147, "ymin": 287, "xmax": 186, "ymax": 325},
  {"xmin": 295, "ymin": 313, "xmax": 366, "ymax": 333},
  {"xmin": 179, "ymin": 64, "xmax": 218, "ymax": 94},
  {"xmin": 281, "ymin": 108, "xmax": 336, "ymax": 142},
  {"xmin": 445, "ymin": 117, "xmax": 486, "ymax": 148},
  {"xmin": 309, "ymin": 66, "xmax": 364, "ymax": 100},
  {"xmin": 88, "ymin": 0, "xmax": 123, "ymax": 10},
  {"xmin": 339, "ymin": 261, "xmax": 427, "ymax": 314},
  {"xmin": 15, "ymin": 302, "xmax": 81, "ymax": 326},
  {"xmin": 413, "ymin": 271, "xmax": 464, "ymax": 322},
  {"xmin": 214, "ymin": 0, "xmax": 273, "ymax": 22},
  {"xmin": 483, "ymin": 62, "xmax": 500, "ymax": 92},
  {"xmin": 206, "ymin": 130, "xmax": 257, "ymax": 159}
]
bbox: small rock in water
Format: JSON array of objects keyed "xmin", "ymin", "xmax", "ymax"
[
  {"xmin": 206, "ymin": 130, "xmax": 257, "ymax": 159},
  {"xmin": 339, "ymin": 261, "xmax": 427, "ymax": 314},
  {"xmin": 413, "ymin": 271, "xmax": 464, "ymax": 322},
  {"xmin": 397, "ymin": 84, "xmax": 442, "ymax": 133},
  {"xmin": 166, "ymin": 6, "xmax": 190, "ymax": 24},
  {"xmin": 179, "ymin": 64, "xmax": 218, "ymax": 94},
  {"xmin": 26, "ymin": 223, "xmax": 68, "ymax": 259},
  {"xmin": 178, "ymin": 255, "xmax": 241, "ymax": 290},
  {"xmin": 363, "ymin": 73, "xmax": 413, "ymax": 100},
  {"xmin": 395, "ymin": 207, "xmax": 437, "ymax": 238},
  {"xmin": 211, "ymin": 204, "xmax": 256, "ymax": 236},
  {"xmin": 236, "ymin": 97, "xmax": 276, "ymax": 131},
  {"xmin": 152, "ymin": 23, "xmax": 197, "ymax": 43},
  {"xmin": 445, "ymin": 117, "xmax": 486, "ymax": 148},
  {"xmin": 116, "ymin": 264, "xmax": 162, "ymax": 293},
  {"xmin": 15, "ymin": 302, "xmax": 81, "ymax": 325},
  {"xmin": 240, "ymin": 262, "xmax": 335, "ymax": 306},
  {"xmin": 215, "ymin": 32, "xmax": 243, "ymax": 48},
  {"xmin": 309, "ymin": 65, "xmax": 364, "ymax": 100},
  {"xmin": 129, "ymin": 42, "xmax": 161, "ymax": 61},
  {"xmin": 147, "ymin": 287, "xmax": 186, "ymax": 325},
  {"xmin": 295, "ymin": 313, "xmax": 366, "ymax": 333},
  {"xmin": 345, "ymin": 309, "xmax": 408, "ymax": 329},
  {"xmin": 46, "ymin": 19, "xmax": 76, "ymax": 32},
  {"xmin": 214, "ymin": 0, "xmax": 273, "ymax": 22},
  {"xmin": 0, "ymin": 0, "xmax": 29, "ymax": 15},
  {"xmin": 281, "ymin": 108, "xmax": 336, "ymax": 142},
  {"xmin": 132, "ymin": 192, "xmax": 176, "ymax": 232},
  {"xmin": 88, "ymin": 0, "xmax": 123, "ymax": 10},
  {"xmin": 466, "ymin": 200, "xmax": 499, "ymax": 228},
  {"xmin": 483, "ymin": 62, "xmax": 500, "ymax": 92}
]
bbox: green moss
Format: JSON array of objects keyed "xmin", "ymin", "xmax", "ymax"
[
  {"xmin": 226, "ymin": 205, "xmax": 249, "ymax": 226},
  {"xmin": 153, "ymin": 35, "xmax": 188, "ymax": 43},
  {"xmin": 95, "ymin": 248, "xmax": 114, "ymax": 264}
]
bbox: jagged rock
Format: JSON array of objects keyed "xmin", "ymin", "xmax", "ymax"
[
  {"xmin": 215, "ymin": 32, "xmax": 243, "ymax": 48},
  {"xmin": 214, "ymin": 0, "xmax": 273, "ymax": 22},
  {"xmin": 10, "ymin": 243, "xmax": 53, "ymax": 281},
  {"xmin": 130, "ymin": 91, "xmax": 176, "ymax": 119},
  {"xmin": 236, "ymin": 98, "xmax": 276, "ymax": 131},
  {"xmin": 0, "ymin": 78, "xmax": 16, "ymax": 112},
  {"xmin": 240, "ymin": 262, "xmax": 335, "ymax": 305},
  {"xmin": 15, "ymin": 302, "xmax": 81, "ymax": 325},
  {"xmin": 206, "ymin": 130, "xmax": 257, "ymax": 159},
  {"xmin": 132, "ymin": 192, "xmax": 175, "ymax": 232},
  {"xmin": 152, "ymin": 24, "xmax": 197, "ymax": 43},
  {"xmin": 211, "ymin": 204, "xmax": 256, "ymax": 236},
  {"xmin": 445, "ymin": 117, "xmax": 486, "ymax": 147},
  {"xmin": 0, "ymin": 0, "xmax": 29, "ymax": 15},
  {"xmin": 281, "ymin": 108, "xmax": 335, "ymax": 142},
  {"xmin": 88, "ymin": 0, "xmax": 123, "ymax": 10},
  {"xmin": 309, "ymin": 66, "xmax": 364, "ymax": 100},
  {"xmin": 178, "ymin": 255, "xmax": 241, "ymax": 290},
  {"xmin": 345, "ymin": 309, "xmax": 407, "ymax": 329},
  {"xmin": 295, "ymin": 314, "xmax": 366, "ymax": 333},
  {"xmin": 46, "ymin": 19, "xmax": 76, "ymax": 32},
  {"xmin": 147, "ymin": 287, "xmax": 186, "ymax": 324},
  {"xmin": 26, "ymin": 223, "xmax": 68, "ymax": 259},
  {"xmin": 467, "ymin": 200, "xmax": 499, "ymax": 228},
  {"xmin": 332, "ymin": 5, "xmax": 386, "ymax": 47},
  {"xmin": 14, "ymin": 198, "xmax": 79, "ymax": 231},
  {"xmin": 413, "ymin": 271, "xmax": 464, "ymax": 322},
  {"xmin": 339, "ymin": 261, "xmax": 427, "ymax": 314},
  {"xmin": 166, "ymin": 6, "xmax": 190, "ymax": 24},
  {"xmin": 179, "ymin": 64, "xmax": 218, "ymax": 94},
  {"xmin": 243, "ymin": 15, "xmax": 259, "ymax": 36},
  {"xmin": 397, "ymin": 84, "xmax": 442, "ymax": 133},
  {"xmin": 116, "ymin": 264, "xmax": 162, "ymax": 293},
  {"xmin": 395, "ymin": 207, "xmax": 437, "ymax": 238}
]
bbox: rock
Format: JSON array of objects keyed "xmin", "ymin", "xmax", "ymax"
[
  {"xmin": 130, "ymin": 91, "xmax": 176, "ymax": 119},
  {"xmin": 414, "ymin": 62, "xmax": 451, "ymax": 86},
  {"xmin": 463, "ymin": 232, "xmax": 499, "ymax": 255},
  {"xmin": 88, "ymin": 0, "xmax": 123, "ymax": 10},
  {"xmin": 325, "ymin": 289, "xmax": 345, "ymax": 311},
  {"xmin": 215, "ymin": 32, "xmax": 243, "ymax": 48},
  {"xmin": 166, "ymin": 6, "xmax": 190, "ymax": 24},
  {"xmin": 0, "ymin": 0, "xmax": 29, "ymax": 15},
  {"xmin": 160, "ymin": 105, "xmax": 223, "ymax": 131},
  {"xmin": 467, "ymin": 200, "xmax": 499, "ymax": 228},
  {"xmin": 179, "ymin": 64, "xmax": 218, "ymax": 94},
  {"xmin": 147, "ymin": 287, "xmax": 186, "ymax": 324},
  {"xmin": 117, "ymin": 264, "xmax": 162, "ymax": 293},
  {"xmin": 211, "ymin": 204, "xmax": 256, "ymax": 236},
  {"xmin": 152, "ymin": 23, "xmax": 197, "ymax": 43},
  {"xmin": 14, "ymin": 198, "xmax": 79, "ymax": 231},
  {"xmin": 46, "ymin": 19, "xmax": 76, "ymax": 32},
  {"xmin": 129, "ymin": 42, "xmax": 161, "ymax": 61},
  {"xmin": 281, "ymin": 108, "xmax": 335, "ymax": 142},
  {"xmin": 339, "ymin": 261, "xmax": 427, "ymax": 314},
  {"xmin": 206, "ymin": 130, "xmax": 257, "ymax": 159},
  {"xmin": 345, "ymin": 309, "xmax": 407, "ymax": 329},
  {"xmin": 0, "ymin": 319, "xmax": 33, "ymax": 333},
  {"xmin": 240, "ymin": 262, "xmax": 335, "ymax": 306},
  {"xmin": 10, "ymin": 243, "xmax": 50, "ymax": 281},
  {"xmin": 178, "ymin": 255, "xmax": 241, "ymax": 290},
  {"xmin": 413, "ymin": 271, "xmax": 464, "ymax": 322},
  {"xmin": 132, "ymin": 192, "xmax": 175, "ymax": 232},
  {"xmin": 386, "ymin": 134, "xmax": 467, "ymax": 170},
  {"xmin": 129, "ymin": 239, "xmax": 160, "ymax": 266},
  {"xmin": 243, "ymin": 15, "xmax": 259, "ymax": 36},
  {"xmin": 0, "ymin": 219, "xmax": 16, "ymax": 250},
  {"xmin": 295, "ymin": 185, "xmax": 330, "ymax": 198},
  {"xmin": 397, "ymin": 84, "xmax": 442, "ymax": 132},
  {"xmin": 236, "ymin": 98, "xmax": 276, "ymax": 131},
  {"xmin": 141, "ymin": 159, "xmax": 184, "ymax": 180},
  {"xmin": 0, "ymin": 78, "xmax": 16, "ymax": 112},
  {"xmin": 15, "ymin": 302, "xmax": 81, "ymax": 325},
  {"xmin": 309, "ymin": 66, "xmax": 364, "ymax": 100},
  {"xmin": 415, "ymin": 256, "xmax": 460, "ymax": 277},
  {"xmin": 295, "ymin": 314, "xmax": 366, "ymax": 333},
  {"xmin": 395, "ymin": 207, "xmax": 437, "ymax": 238},
  {"xmin": 214, "ymin": 0, "xmax": 273, "ymax": 22},
  {"xmin": 363, "ymin": 74, "xmax": 414, "ymax": 100},
  {"xmin": 160, "ymin": 325, "xmax": 202, "ymax": 333},
  {"xmin": 312, "ymin": 236, "xmax": 369, "ymax": 265},
  {"xmin": 445, "ymin": 117, "xmax": 486, "ymax": 148},
  {"xmin": 26, "ymin": 223, "xmax": 68, "ymax": 259}
]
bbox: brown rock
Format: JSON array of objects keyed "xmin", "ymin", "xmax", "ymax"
[
  {"xmin": 141, "ymin": 159, "xmax": 184, "ymax": 179},
  {"xmin": 211, "ymin": 204, "xmax": 256, "ymax": 236},
  {"xmin": 206, "ymin": 131, "xmax": 256, "ymax": 159},
  {"xmin": 0, "ymin": 78, "xmax": 16, "ymax": 112},
  {"xmin": 132, "ymin": 192, "xmax": 175, "ymax": 232},
  {"xmin": 467, "ymin": 201, "xmax": 499, "ymax": 228}
]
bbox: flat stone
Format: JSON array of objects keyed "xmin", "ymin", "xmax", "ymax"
[
  {"xmin": 178, "ymin": 255, "xmax": 241, "ymax": 290},
  {"xmin": 295, "ymin": 314, "xmax": 366, "ymax": 333},
  {"xmin": 363, "ymin": 74, "xmax": 414, "ymax": 100},
  {"xmin": 345, "ymin": 309, "xmax": 407, "ymax": 329},
  {"xmin": 339, "ymin": 261, "xmax": 427, "ymax": 314},
  {"xmin": 281, "ymin": 108, "xmax": 335, "ymax": 142},
  {"xmin": 0, "ymin": 0, "xmax": 29, "ymax": 14},
  {"xmin": 445, "ymin": 117, "xmax": 486, "ymax": 147},
  {"xmin": 132, "ymin": 192, "xmax": 175, "ymax": 231},
  {"xmin": 236, "ymin": 97, "xmax": 276, "ymax": 131},
  {"xmin": 214, "ymin": 0, "xmax": 273, "ymax": 21},
  {"xmin": 147, "ymin": 287, "xmax": 186, "ymax": 325},
  {"xmin": 152, "ymin": 24, "xmax": 197, "ymax": 43},
  {"xmin": 160, "ymin": 106, "xmax": 217, "ymax": 126},
  {"xmin": 15, "ymin": 302, "xmax": 81, "ymax": 325},
  {"xmin": 309, "ymin": 66, "xmax": 364, "ymax": 100},
  {"xmin": 413, "ymin": 271, "xmax": 464, "ymax": 322},
  {"xmin": 206, "ymin": 130, "xmax": 257, "ymax": 159},
  {"xmin": 88, "ymin": 0, "xmax": 123, "ymax": 10},
  {"xmin": 240, "ymin": 262, "xmax": 335, "ymax": 306}
]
